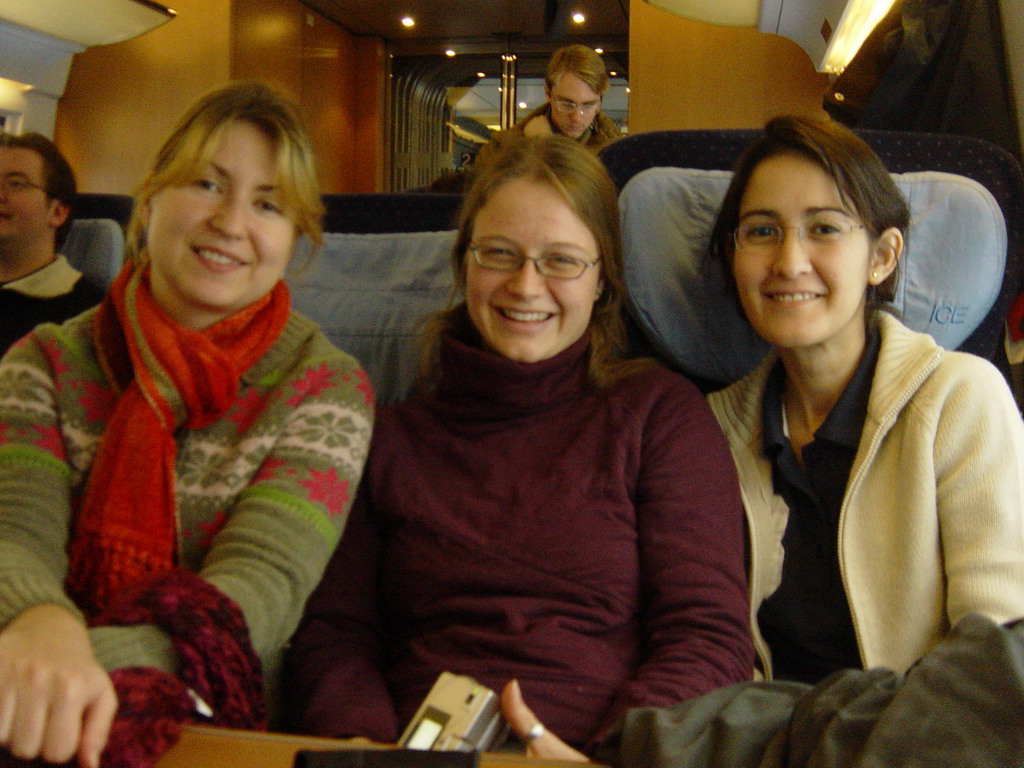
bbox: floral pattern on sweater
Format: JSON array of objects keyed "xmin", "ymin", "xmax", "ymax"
[{"xmin": 0, "ymin": 309, "xmax": 373, "ymax": 691}]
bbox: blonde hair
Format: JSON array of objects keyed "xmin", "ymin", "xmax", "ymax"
[
  {"xmin": 546, "ymin": 45, "xmax": 609, "ymax": 96},
  {"xmin": 420, "ymin": 135, "xmax": 650, "ymax": 390},
  {"xmin": 126, "ymin": 80, "xmax": 323, "ymax": 262}
]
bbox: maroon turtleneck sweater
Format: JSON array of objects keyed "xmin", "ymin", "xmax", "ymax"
[{"xmin": 285, "ymin": 332, "xmax": 752, "ymax": 752}]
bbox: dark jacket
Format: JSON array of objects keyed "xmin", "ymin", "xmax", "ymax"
[
  {"xmin": 474, "ymin": 103, "xmax": 622, "ymax": 172},
  {"xmin": 595, "ymin": 612, "xmax": 1024, "ymax": 768}
]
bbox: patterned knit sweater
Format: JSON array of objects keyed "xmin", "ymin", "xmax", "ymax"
[{"xmin": 0, "ymin": 307, "xmax": 373, "ymax": 708}]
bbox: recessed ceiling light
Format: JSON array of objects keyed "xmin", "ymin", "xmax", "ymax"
[
  {"xmin": 401, "ymin": 16, "xmax": 415, "ymax": 27},
  {"xmin": 445, "ymin": 49, "xmax": 456, "ymax": 57},
  {"xmin": 594, "ymin": 48, "xmax": 604, "ymax": 54},
  {"xmin": 609, "ymin": 70, "xmax": 617, "ymax": 76},
  {"xmin": 572, "ymin": 12, "xmax": 585, "ymax": 23},
  {"xmin": 477, "ymin": 72, "xmax": 486, "ymax": 78}
]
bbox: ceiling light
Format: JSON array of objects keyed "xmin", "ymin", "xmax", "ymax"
[
  {"xmin": 572, "ymin": 12, "xmax": 585, "ymax": 23},
  {"xmin": 820, "ymin": 0, "xmax": 899, "ymax": 74},
  {"xmin": 477, "ymin": 72, "xmax": 486, "ymax": 78},
  {"xmin": 609, "ymin": 70, "xmax": 617, "ymax": 76},
  {"xmin": 518, "ymin": 101, "xmax": 527, "ymax": 109},
  {"xmin": 401, "ymin": 16, "xmax": 415, "ymax": 27},
  {"xmin": 641, "ymin": 0, "xmax": 896, "ymax": 73},
  {"xmin": 1, "ymin": 0, "xmax": 176, "ymax": 48},
  {"xmin": 445, "ymin": 49, "xmax": 455, "ymax": 57},
  {"xmin": 594, "ymin": 47, "xmax": 604, "ymax": 54}
]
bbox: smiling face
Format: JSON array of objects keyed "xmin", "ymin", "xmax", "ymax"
[
  {"xmin": 0, "ymin": 147, "xmax": 68, "ymax": 274},
  {"xmin": 731, "ymin": 152, "xmax": 899, "ymax": 367},
  {"xmin": 546, "ymin": 73, "xmax": 601, "ymax": 140},
  {"xmin": 144, "ymin": 120, "xmax": 297, "ymax": 330},
  {"xmin": 465, "ymin": 177, "xmax": 603, "ymax": 363}
]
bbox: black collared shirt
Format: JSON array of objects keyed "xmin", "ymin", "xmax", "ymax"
[{"xmin": 757, "ymin": 327, "xmax": 881, "ymax": 684}]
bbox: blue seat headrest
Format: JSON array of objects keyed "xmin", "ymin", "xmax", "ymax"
[
  {"xmin": 289, "ymin": 230, "xmax": 457, "ymax": 406},
  {"xmin": 63, "ymin": 218, "xmax": 125, "ymax": 289},
  {"xmin": 620, "ymin": 167, "xmax": 1007, "ymax": 385}
]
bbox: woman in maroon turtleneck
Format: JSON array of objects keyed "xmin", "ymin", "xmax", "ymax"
[{"xmin": 284, "ymin": 135, "xmax": 754, "ymax": 760}]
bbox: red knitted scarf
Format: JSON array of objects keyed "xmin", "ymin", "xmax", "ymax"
[{"xmin": 66, "ymin": 261, "xmax": 290, "ymax": 615}]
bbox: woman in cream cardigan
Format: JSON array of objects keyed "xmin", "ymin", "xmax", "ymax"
[{"xmin": 705, "ymin": 114, "xmax": 1024, "ymax": 683}]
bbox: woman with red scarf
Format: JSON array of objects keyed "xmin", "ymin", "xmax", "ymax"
[{"xmin": 0, "ymin": 82, "xmax": 373, "ymax": 768}]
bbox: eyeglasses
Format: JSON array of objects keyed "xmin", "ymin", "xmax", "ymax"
[
  {"xmin": 733, "ymin": 218, "xmax": 865, "ymax": 251},
  {"xmin": 550, "ymin": 97, "xmax": 600, "ymax": 117},
  {"xmin": 469, "ymin": 244, "xmax": 599, "ymax": 280},
  {"xmin": 0, "ymin": 175, "xmax": 48, "ymax": 197}
]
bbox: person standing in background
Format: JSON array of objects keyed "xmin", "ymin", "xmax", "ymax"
[{"xmin": 473, "ymin": 44, "xmax": 622, "ymax": 176}]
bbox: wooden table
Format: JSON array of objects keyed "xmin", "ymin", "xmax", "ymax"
[{"xmin": 155, "ymin": 726, "xmax": 605, "ymax": 768}]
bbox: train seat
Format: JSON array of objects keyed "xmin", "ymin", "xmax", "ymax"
[
  {"xmin": 600, "ymin": 129, "xmax": 1024, "ymax": 392},
  {"xmin": 289, "ymin": 193, "xmax": 461, "ymax": 405},
  {"xmin": 63, "ymin": 218, "xmax": 125, "ymax": 290}
]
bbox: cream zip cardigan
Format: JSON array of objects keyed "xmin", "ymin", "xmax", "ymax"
[{"xmin": 708, "ymin": 313, "xmax": 1024, "ymax": 678}]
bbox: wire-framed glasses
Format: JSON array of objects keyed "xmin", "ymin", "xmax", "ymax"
[
  {"xmin": 0, "ymin": 174, "xmax": 48, "ymax": 196},
  {"xmin": 469, "ymin": 244, "xmax": 598, "ymax": 280},
  {"xmin": 733, "ymin": 217, "xmax": 865, "ymax": 251},
  {"xmin": 550, "ymin": 97, "xmax": 600, "ymax": 116}
]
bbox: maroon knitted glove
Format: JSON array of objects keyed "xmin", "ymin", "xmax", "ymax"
[
  {"xmin": 98, "ymin": 569, "xmax": 267, "ymax": 731},
  {"xmin": 102, "ymin": 667, "xmax": 195, "ymax": 768},
  {"xmin": 0, "ymin": 570, "xmax": 266, "ymax": 768}
]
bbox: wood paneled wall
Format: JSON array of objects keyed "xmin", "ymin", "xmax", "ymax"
[
  {"xmin": 349, "ymin": 38, "xmax": 386, "ymax": 193},
  {"xmin": 295, "ymin": 10, "xmax": 385, "ymax": 194},
  {"xmin": 628, "ymin": 0, "xmax": 831, "ymax": 132},
  {"xmin": 232, "ymin": 0, "xmax": 304, "ymax": 106},
  {"xmin": 56, "ymin": 0, "xmax": 385, "ymax": 195},
  {"xmin": 55, "ymin": 0, "xmax": 232, "ymax": 194}
]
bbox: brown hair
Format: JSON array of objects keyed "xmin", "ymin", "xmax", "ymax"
[
  {"xmin": 709, "ymin": 114, "xmax": 909, "ymax": 311},
  {"xmin": 546, "ymin": 44, "xmax": 609, "ymax": 96},
  {"xmin": 0, "ymin": 132, "xmax": 77, "ymax": 248},
  {"xmin": 125, "ymin": 80, "xmax": 323, "ymax": 262},
  {"xmin": 420, "ymin": 134, "xmax": 649, "ymax": 390}
]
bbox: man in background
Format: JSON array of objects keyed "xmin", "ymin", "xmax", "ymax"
[
  {"xmin": 517, "ymin": 44, "xmax": 622, "ymax": 151},
  {"xmin": 472, "ymin": 45, "xmax": 622, "ymax": 176},
  {"xmin": 0, "ymin": 132, "xmax": 104, "ymax": 354}
]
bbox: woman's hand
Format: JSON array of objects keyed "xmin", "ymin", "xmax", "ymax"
[
  {"xmin": 500, "ymin": 680, "xmax": 589, "ymax": 762},
  {"xmin": 0, "ymin": 604, "xmax": 117, "ymax": 768}
]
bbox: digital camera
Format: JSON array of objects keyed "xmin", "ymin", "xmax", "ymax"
[{"xmin": 398, "ymin": 672, "xmax": 509, "ymax": 753}]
